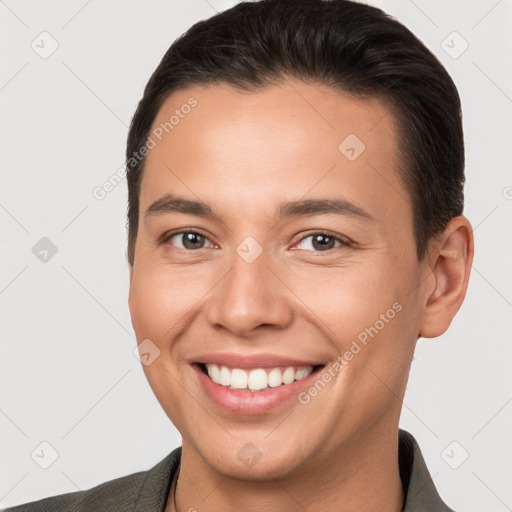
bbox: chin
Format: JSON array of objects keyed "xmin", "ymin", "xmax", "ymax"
[{"xmin": 192, "ymin": 436, "xmax": 313, "ymax": 482}]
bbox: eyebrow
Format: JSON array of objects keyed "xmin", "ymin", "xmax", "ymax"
[{"xmin": 145, "ymin": 193, "xmax": 374, "ymax": 222}]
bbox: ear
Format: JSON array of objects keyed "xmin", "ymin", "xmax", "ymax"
[{"xmin": 419, "ymin": 215, "xmax": 474, "ymax": 338}]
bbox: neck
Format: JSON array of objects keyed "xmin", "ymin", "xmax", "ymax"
[{"xmin": 170, "ymin": 427, "xmax": 404, "ymax": 512}]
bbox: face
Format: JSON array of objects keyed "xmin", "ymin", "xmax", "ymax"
[{"xmin": 128, "ymin": 80, "xmax": 431, "ymax": 480}]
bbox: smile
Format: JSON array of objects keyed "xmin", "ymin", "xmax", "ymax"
[
  {"xmin": 192, "ymin": 358, "xmax": 326, "ymax": 415},
  {"xmin": 200, "ymin": 363, "xmax": 316, "ymax": 391}
]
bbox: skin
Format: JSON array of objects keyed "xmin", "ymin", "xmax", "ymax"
[{"xmin": 127, "ymin": 79, "xmax": 474, "ymax": 512}]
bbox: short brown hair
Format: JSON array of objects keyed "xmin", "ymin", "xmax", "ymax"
[{"xmin": 126, "ymin": 0, "xmax": 464, "ymax": 265}]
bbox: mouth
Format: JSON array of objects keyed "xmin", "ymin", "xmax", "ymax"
[
  {"xmin": 191, "ymin": 358, "xmax": 327, "ymax": 415},
  {"xmin": 196, "ymin": 362, "xmax": 325, "ymax": 392}
]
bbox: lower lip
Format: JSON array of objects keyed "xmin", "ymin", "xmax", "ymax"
[{"xmin": 192, "ymin": 364, "xmax": 323, "ymax": 415}]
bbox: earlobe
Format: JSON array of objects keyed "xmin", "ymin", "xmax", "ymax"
[{"xmin": 419, "ymin": 216, "xmax": 474, "ymax": 338}]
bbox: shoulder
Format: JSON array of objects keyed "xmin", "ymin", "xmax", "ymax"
[
  {"xmin": 1, "ymin": 447, "xmax": 181, "ymax": 512},
  {"xmin": 1, "ymin": 471, "xmax": 146, "ymax": 512}
]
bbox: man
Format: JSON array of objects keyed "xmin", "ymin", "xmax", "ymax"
[{"xmin": 3, "ymin": 0, "xmax": 473, "ymax": 510}]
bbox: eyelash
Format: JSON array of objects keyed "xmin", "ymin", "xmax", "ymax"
[{"xmin": 160, "ymin": 228, "xmax": 351, "ymax": 253}]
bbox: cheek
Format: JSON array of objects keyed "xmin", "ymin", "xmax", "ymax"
[
  {"xmin": 292, "ymin": 262, "xmax": 402, "ymax": 341},
  {"xmin": 129, "ymin": 267, "xmax": 194, "ymax": 425},
  {"xmin": 129, "ymin": 264, "xmax": 201, "ymax": 340},
  {"xmin": 293, "ymin": 261, "xmax": 414, "ymax": 405},
  {"xmin": 129, "ymin": 271, "xmax": 163, "ymax": 339}
]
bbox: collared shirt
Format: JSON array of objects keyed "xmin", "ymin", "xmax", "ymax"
[{"xmin": 1, "ymin": 430, "xmax": 455, "ymax": 512}]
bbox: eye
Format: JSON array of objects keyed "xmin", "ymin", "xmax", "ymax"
[
  {"xmin": 161, "ymin": 229, "xmax": 350, "ymax": 253},
  {"xmin": 293, "ymin": 231, "xmax": 349, "ymax": 252},
  {"xmin": 162, "ymin": 229, "xmax": 216, "ymax": 251}
]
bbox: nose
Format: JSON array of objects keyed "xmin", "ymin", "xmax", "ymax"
[{"xmin": 204, "ymin": 247, "xmax": 294, "ymax": 338}]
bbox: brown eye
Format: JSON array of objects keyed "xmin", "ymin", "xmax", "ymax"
[
  {"xmin": 165, "ymin": 230, "xmax": 214, "ymax": 250},
  {"xmin": 295, "ymin": 232, "xmax": 346, "ymax": 252}
]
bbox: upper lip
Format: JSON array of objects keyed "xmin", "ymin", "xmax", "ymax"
[{"xmin": 191, "ymin": 352, "xmax": 326, "ymax": 369}]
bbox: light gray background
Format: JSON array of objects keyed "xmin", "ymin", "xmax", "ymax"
[{"xmin": 1, "ymin": 0, "xmax": 511, "ymax": 510}]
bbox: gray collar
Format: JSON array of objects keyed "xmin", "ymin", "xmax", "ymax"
[{"xmin": 399, "ymin": 430, "xmax": 455, "ymax": 511}]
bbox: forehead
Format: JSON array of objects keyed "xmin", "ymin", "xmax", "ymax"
[{"xmin": 139, "ymin": 80, "xmax": 410, "ymax": 229}]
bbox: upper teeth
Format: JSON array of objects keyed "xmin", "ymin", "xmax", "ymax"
[{"xmin": 205, "ymin": 364, "xmax": 313, "ymax": 391}]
